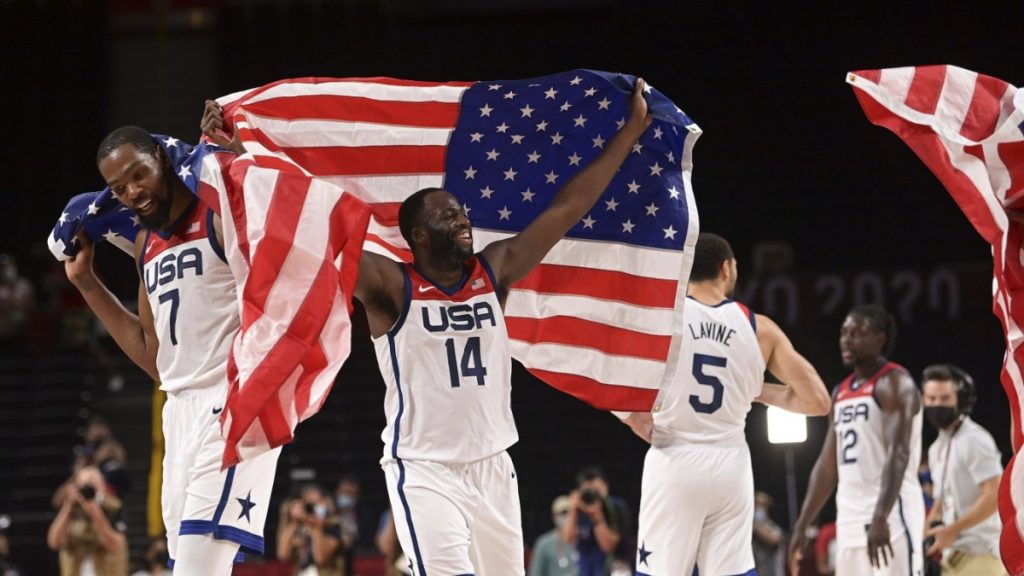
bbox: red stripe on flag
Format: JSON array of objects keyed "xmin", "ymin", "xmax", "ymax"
[
  {"xmin": 904, "ymin": 66, "xmax": 946, "ymax": 114},
  {"xmin": 506, "ymin": 316, "xmax": 670, "ymax": 360},
  {"xmin": 366, "ymin": 235, "xmax": 412, "ymax": 262},
  {"xmin": 258, "ymin": 388, "xmax": 294, "ymax": 446},
  {"xmin": 998, "ymin": 457, "xmax": 1024, "ymax": 574},
  {"xmin": 277, "ymin": 145, "xmax": 447, "ymax": 177},
  {"xmin": 226, "ymin": 161, "xmax": 254, "ymax": 267},
  {"xmin": 331, "ymin": 193, "xmax": 373, "ymax": 315},
  {"xmin": 242, "ymin": 95, "xmax": 462, "ymax": 129},
  {"xmin": 959, "ymin": 74, "xmax": 1009, "ymax": 141},
  {"xmin": 239, "ymin": 171, "xmax": 308, "ymax": 330},
  {"xmin": 999, "ymin": 141, "xmax": 1024, "ymax": 209},
  {"xmin": 527, "ymin": 369, "xmax": 657, "ymax": 412},
  {"xmin": 370, "ymin": 203, "xmax": 401, "ymax": 226},
  {"xmin": 515, "ymin": 264, "xmax": 677, "ymax": 308},
  {"xmin": 854, "ymin": 69, "xmax": 882, "ymax": 84}
]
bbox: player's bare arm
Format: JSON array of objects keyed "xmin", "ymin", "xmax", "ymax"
[
  {"xmin": 354, "ymin": 251, "xmax": 406, "ymax": 338},
  {"xmin": 789, "ymin": 416, "xmax": 839, "ymax": 576},
  {"xmin": 481, "ymin": 78, "xmax": 652, "ymax": 289},
  {"xmin": 754, "ymin": 314, "xmax": 831, "ymax": 416},
  {"xmin": 866, "ymin": 369, "xmax": 919, "ymax": 568},
  {"xmin": 65, "ymin": 230, "xmax": 160, "ymax": 380}
]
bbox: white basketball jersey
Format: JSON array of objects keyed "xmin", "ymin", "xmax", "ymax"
[
  {"xmin": 653, "ymin": 297, "xmax": 765, "ymax": 446},
  {"xmin": 374, "ymin": 256, "xmax": 517, "ymax": 464},
  {"xmin": 140, "ymin": 198, "xmax": 239, "ymax": 394},
  {"xmin": 833, "ymin": 362, "xmax": 924, "ymax": 546}
]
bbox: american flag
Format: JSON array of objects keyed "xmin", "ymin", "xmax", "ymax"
[
  {"xmin": 215, "ymin": 69, "xmax": 701, "ymax": 416},
  {"xmin": 197, "ymin": 152, "xmax": 371, "ymax": 468},
  {"xmin": 47, "ymin": 136, "xmax": 219, "ymax": 261},
  {"xmin": 848, "ymin": 65, "xmax": 1024, "ymax": 574}
]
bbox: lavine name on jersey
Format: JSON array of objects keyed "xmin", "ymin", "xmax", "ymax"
[{"xmin": 688, "ymin": 321, "xmax": 738, "ymax": 347}]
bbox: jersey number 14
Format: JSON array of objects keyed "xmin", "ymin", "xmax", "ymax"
[{"xmin": 445, "ymin": 337, "xmax": 487, "ymax": 387}]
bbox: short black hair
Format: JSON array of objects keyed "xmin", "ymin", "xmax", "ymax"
[
  {"xmin": 96, "ymin": 126, "xmax": 158, "ymax": 165},
  {"xmin": 690, "ymin": 233, "xmax": 734, "ymax": 282},
  {"xmin": 576, "ymin": 465, "xmax": 607, "ymax": 486},
  {"xmin": 849, "ymin": 304, "xmax": 898, "ymax": 356},
  {"xmin": 398, "ymin": 187, "xmax": 445, "ymax": 246}
]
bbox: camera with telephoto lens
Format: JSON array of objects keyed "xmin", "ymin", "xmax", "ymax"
[
  {"xmin": 79, "ymin": 484, "xmax": 96, "ymax": 501},
  {"xmin": 303, "ymin": 502, "xmax": 327, "ymax": 518},
  {"xmin": 923, "ymin": 519, "xmax": 943, "ymax": 551},
  {"xmin": 580, "ymin": 489, "xmax": 600, "ymax": 506}
]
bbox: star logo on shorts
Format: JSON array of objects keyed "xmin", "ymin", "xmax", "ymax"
[
  {"xmin": 237, "ymin": 490, "xmax": 257, "ymax": 523},
  {"xmin": 637, "ymin": 541, "xmax": 652, "ymax": 566}
]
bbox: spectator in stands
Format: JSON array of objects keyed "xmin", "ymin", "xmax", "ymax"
[
  {"xmin": 333, "ymin": 475, "xmax": 363, "ymax": 574},
  {"xmin": 752, "ymin": 491, "xmax": 785, "ymax": 576},
  {"xmin": 561, "ymin": 466, "xmax": 632, "ymax": 576},
  {"xmin": 528, "ymin": 495, "xmax": 577, "ymax": 576},
  {"xmin": 375, "ymin": 509, "xmax": 411, "ymax": 576},
  {"xmin": 46, "ymin": 465, "xmax": 128, "ymax": 575},
  {"xmin": 0, "ymin": 253, "xmax": 34, "ymax": 354},
  {"xmin": 130, "ymin": 536, "xmax": 171, "ymax": 576},
  {"xmin": 82, "ymin": 416, "xmax": 129, "ymax": 497},
  {"xmin": 0, "ymin": 515, "xmax": 23, "ymax": 576},
  {"xmin": 277, "ymin": 483, "xmax": 344, "ymax": 575}
]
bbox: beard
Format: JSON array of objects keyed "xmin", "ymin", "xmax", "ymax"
[
  {"xmin": 426, "ymin": 226, "xmax": 473, "ymax": 264},
  {"xmin": 137, "ymin": 174, "xmax": 176, "ymax": 230},
  {"xmin": 137, "ymin": 198, "xmax": 173, "ymax": 230}
]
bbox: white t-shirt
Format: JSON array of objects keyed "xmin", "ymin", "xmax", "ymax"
[{"xmin": 928, "ymin": 415, "xmax": 1003, "ymax": 556}]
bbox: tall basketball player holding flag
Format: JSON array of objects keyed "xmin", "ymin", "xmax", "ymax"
[{"xmin": 61, "ymin": 129, "xmax": 288, "ymax": 574}]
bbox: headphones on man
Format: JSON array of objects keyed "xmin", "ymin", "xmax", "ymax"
[{"xmin": 944, "ymin": 364, "xmax": 977, "ymax": 416}]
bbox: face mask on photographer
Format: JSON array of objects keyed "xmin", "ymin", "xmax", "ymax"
[
  {"xmin": 553, "ymin": 512, "xmax": 568, "ymax": 530},
  {"xmin": 336, "ymin": 495, "xmax": 356, "ymax": 509},
  {"xmin": 924, "ymin": 405, "xmax": 959, "ymax": 430}
]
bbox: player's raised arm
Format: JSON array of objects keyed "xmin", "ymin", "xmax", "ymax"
[
  {"xmin": 866, "ymin": 369, "xmax": 920, "ymax": 568},
  {"xmin": 754, "ymin": 314, "xmax": 832, "ymax": 416},
  {"xmin": 65, "ymin": 231, "xmax": 160, "ymax": 380},
  {"xmin": 481, "ymin": 78, "xmax": 652, "ymax": 289},
  {"xmin": 788, "ymin": 418, "xmax": 839, "ymax": 576}
]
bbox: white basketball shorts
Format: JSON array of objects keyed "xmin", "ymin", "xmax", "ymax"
[
  {"xmin": 383, "ymin": 451, "xmax": 524, "ymax": 576},
  {"xmin": 635, "ymin": 442, "xmax": 756, "ymax": 576},
  {"xmin": 162, "ymin": 385, "xmax": 281, "ymax": 563}
]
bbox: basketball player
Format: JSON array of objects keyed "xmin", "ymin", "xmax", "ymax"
[
  {"xmin": 64, "ymin": 127, "xmax": 280, "ymax": 574},
  {"xmin": 199, "ymin": 79, "xmax": 651, "ymax": 573},
  {"xmin": 621, "ymin": 233, "xmax": 832, "ymax": 576},
  {"xmin": 789, "ymin": 305, "xmax": 924, "ymax": 576}
]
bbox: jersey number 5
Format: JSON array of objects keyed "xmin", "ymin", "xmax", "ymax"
[
  {"xmin": 445, "ymin": 337, "xmax": 487, "ymax": 387},
  {"xmin": 690, "ymin": 353, "xmax": 726, "ymax": 414}
]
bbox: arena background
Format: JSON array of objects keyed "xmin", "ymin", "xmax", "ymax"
[{"xmin": 0, "ymin": 1, "xmax": 1020, "ymax": 573}]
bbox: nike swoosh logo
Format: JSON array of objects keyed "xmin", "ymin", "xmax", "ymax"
[
  {"xmin": 418, "ymin": 285, "xmax": 436, "ymax": 293},
  {"xmin": 212, "ymin": 406, "xmax": 223, "ymax": 415}
]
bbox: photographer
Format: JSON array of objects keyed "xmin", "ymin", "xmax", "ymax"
[
  {"xmin": 921, "ymin": 365, "xmax": 1004, "ymax": 575},
  {"xmin": 46, "ymin": 466, "xmax": 128, "ymax": 576},
  {"xmin": 277, "ymin": 484, "xmax": 344, "ymax": 576},
  {"xmin": 560, "ymin": 467, "xmax": 631, "ymax": 576}
]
